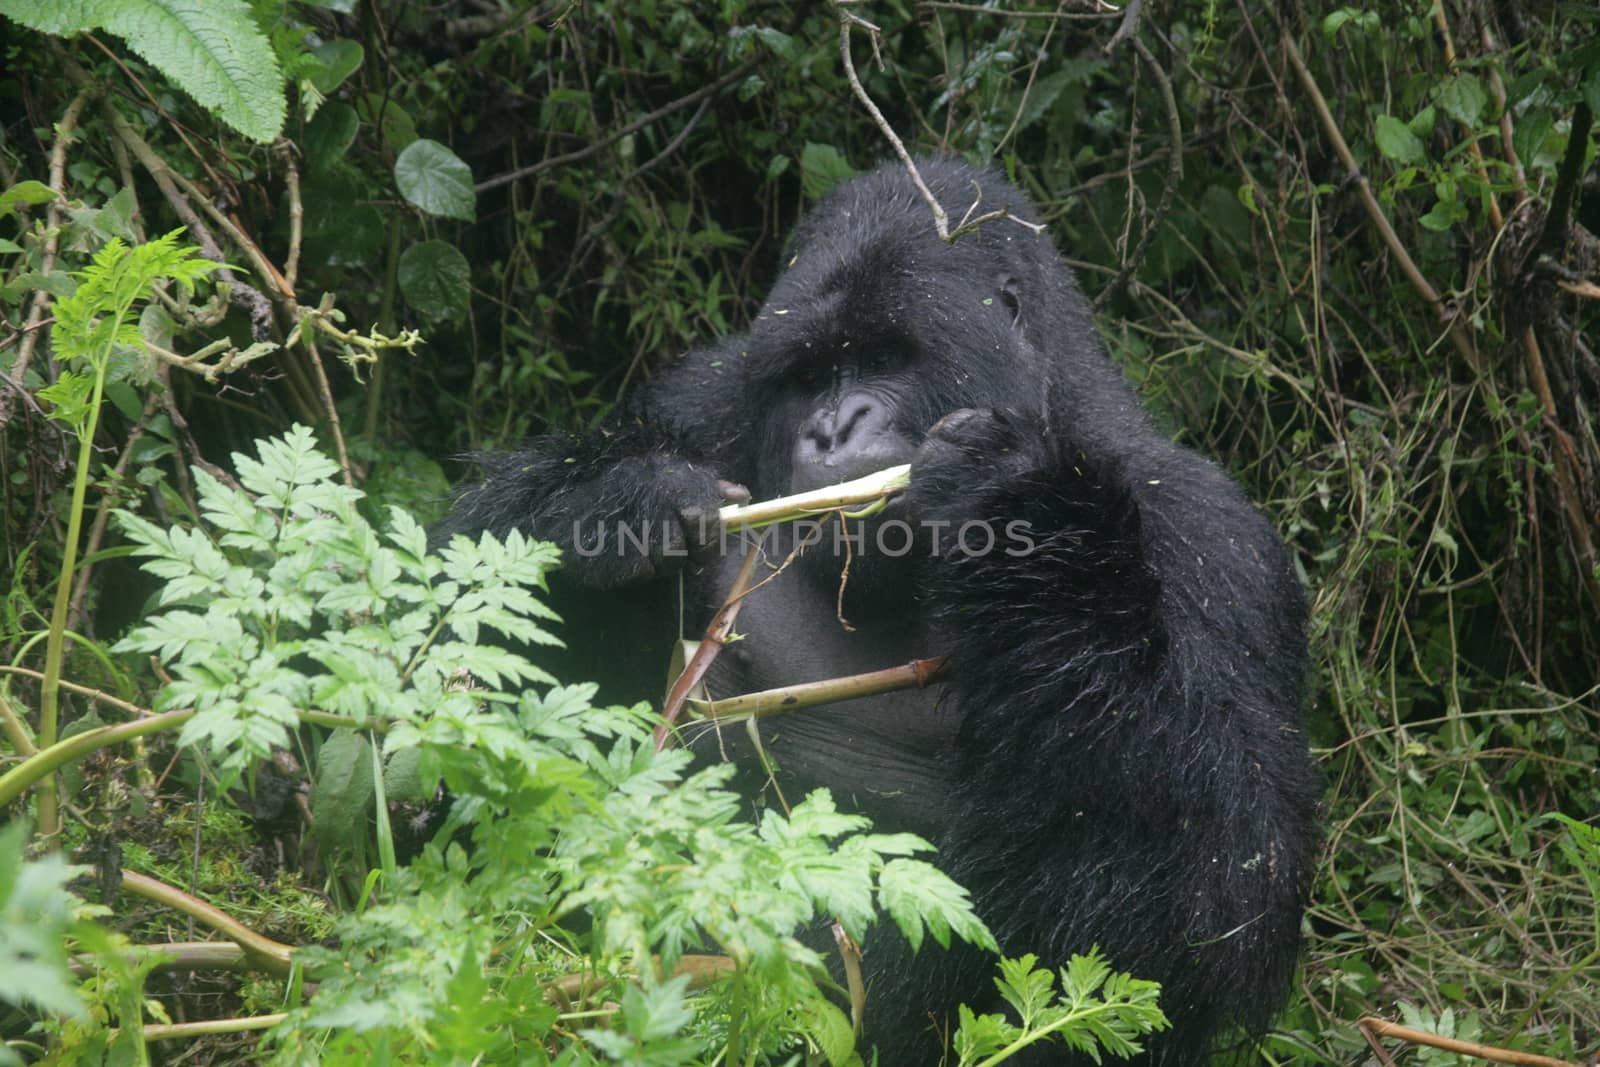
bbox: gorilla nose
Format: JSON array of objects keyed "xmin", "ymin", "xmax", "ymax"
[
  {"xmin": 800, "ymin": 396, "xmax": 886, "ymax": 456},
  {"xmin": 791, "ymin": 395, "xmax": 911, "ymax": 491}
]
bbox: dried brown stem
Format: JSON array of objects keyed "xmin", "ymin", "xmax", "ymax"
[
  {"xmin": 142, "ymin": 1013, "xmax": 288, "ymax": 1042},
  {"xmin": 1279, "ymin": 31, "xmax": 1481, "ymax": 373},
  {"xmin": 1358, "ymin": 1017, "xmax": 1581, "ymax": 1067},
  {"xmin": 917, "ymin": 1, "xmax": 1119, "ymax": 19},
  {"xmin": 300, "ymin": 329, "xmax": 355, "ymax": 487},
  {"xmin": 655, "ymin": 531, "xmax": 770, "ymax": 748},
  {"xmin": 688, "ymin": 657, "xmax": 949, "ymax": 722},
  {"xmin": 94, "ymin": 97, "xmax": 279, "ymax": 333}
]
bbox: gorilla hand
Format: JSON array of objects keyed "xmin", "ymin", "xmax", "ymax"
[
  {"xmin": 557, "ymin": 454, "xmax": 748, "ymax": 590},
  {"xmin": 905, "ymin": 408, "xmax": 1046, "ymax": 554}
]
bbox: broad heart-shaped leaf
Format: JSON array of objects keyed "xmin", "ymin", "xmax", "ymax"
[
  {"xmin": 1374, "ymin": 114, "xmax": 1425, "ymax": 164},
  {"xmin": 398, "ymin": 239, "xmax": 470, "ymax": 320},
  {"xmin": 308, "ymin": 38, "xmax": 363, "ymax": 94},
  {"xmin": 394, "ymin": 139, "xmax": 476, "ymax": 221},
  {"xmin": 303, "ymin": 102, "xmax": 358, "ymax": 174},
  {"xmin": 98, "ymin": 0, "xmax": 286, "ymax": 143}
]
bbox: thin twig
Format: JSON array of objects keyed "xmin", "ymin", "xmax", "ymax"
[
  {"xmin": 0, "ymin": 665, "xmax": 154, "ymax": 718},
  {"xmin": 654, "ymin": 531, "xmax": 770, "ymax": 749},
  {"xmin": 94, "ymin": 98, "xmax": 280, "ymax": 335},
  {"xmin": 7, "ymin": 88, "xmax": 94, "ymax": 407},
  {"xmin": 474, "ymin": 56, "xmax": 760, "ymax": 193},
  {"xmin": 1095, "ymin": 34, "xmax": 1182, "ymax": 307},
  {"xmin": 918, "ymin": 1, "xmax": 1119, "ymax": 19},
  {"xmin": 1358, "ymin": 1017, "xmax": 1582, "ymax": 1067},
  {"xmin": 832, "ymin": 1, "xmax": 1044, "ymax": 242},
  {"xmin": 279, "ymin": 140, "xmax": 305, "ymax": 293},
  {"xmin": 1279, "ymin": 31, "xmax": 1481, "ymax": 372},
  {"xmin": 299, "ymin": 329, "xmax": 355, "ymax": 487},
  {"xmin": 142, "ymin": 1014, "xmax": 289, "ymax": 1042}
]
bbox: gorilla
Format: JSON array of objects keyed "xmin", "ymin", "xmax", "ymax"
[{"xmin": 438, "ymin": 159, "xmax": 1320, "ymax": 1064}]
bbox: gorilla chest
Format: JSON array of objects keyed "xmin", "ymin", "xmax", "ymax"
[{"xmin": 690, "ymin": 551, "xmax": 962, "ymax": 835}]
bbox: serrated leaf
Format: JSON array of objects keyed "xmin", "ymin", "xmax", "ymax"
[
  {"xmin": 879, "ymin": 858, "xmax": 996, "ymax": 954},
  {"xmin": 800, "ymin": 143, "xmax": 857, "ymax": 200},
  {"xmin": 995, "ymin": 954, "xmax": 1056, "ymax": 1024},
  {"xmin": 799, "ymin": 997, "xmax": 857, "ymax": 1065},
  {"xmin": 394, "ymin": 139, "xmax": 475, "ymax": 221},
  {"xmin": 0, "ymin": 0, "xmax": 100, "ymax": 35},
  {"xmin": 1375, "ymin": 114, "xmax": 1425, "ymax": 164},
  {"xmin": 1014, "ymin": 69, "xmax": 1075, "ymax": 133},
  {"xmin": 86, "ymin": 0, "xmax": 287, "ymax": 143},
  {"xmin": 1435, "ymin": 74, "xmax": 1486, "ymax": 127},
  {"xmin": 398, "ymin": 239, "xmax": 470, "ymax": 320}
]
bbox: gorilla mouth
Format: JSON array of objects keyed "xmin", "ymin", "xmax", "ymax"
[{"xmin": 788, "ymin": 447, "xmax": 914, "ymax": 494}]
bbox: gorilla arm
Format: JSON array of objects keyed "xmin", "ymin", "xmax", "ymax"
[
  {"xmin": 433, "ymin": 341, "xmax": 752, "ymax": 591},
  {"xmin": 905, "ymin": 404, "xmax": 1319, "ymax": 1047}
]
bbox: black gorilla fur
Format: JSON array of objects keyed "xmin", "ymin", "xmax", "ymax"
[{"xmin": 438, "ymin": 160, "xmax": 1320, "ymax": 1064}]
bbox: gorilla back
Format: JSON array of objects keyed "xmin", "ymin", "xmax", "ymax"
[{"xmin": 438, "ymin": 159, "xmax": 1320, "ymax": 1064}]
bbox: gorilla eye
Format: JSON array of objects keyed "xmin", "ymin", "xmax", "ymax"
[{"xmin": 795, "ymin": 365, "xmax": 827, "ymax": 389}]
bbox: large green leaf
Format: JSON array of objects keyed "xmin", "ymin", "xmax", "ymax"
[
  {"xmin": 1374, "ymin": 114, "xmax": 1425, "ymax": 164},
  {"xmin": 309, "ymin": 38, "xmax": 364, "ymax": 95},
  {"xmin": 0, "ymin": 0, "xmax": 286, "ymax": 142},
  {"xmin": 394, "ymin": 139, "xmax": 475, "ymax": 221},
  {"xmin": 312, "ymin": 730, "xmax": 375, "ymax": 854},
  {"xmin": 0, "ymin": 0, "xmax": 99, "ymax": 35},
  {"xmin": 398, "ymin": 239, "xmax": 470, "ymax": 320},
  {"xmin": 303, "ymin": 101, "xmax": 359, "ymax": 173}
]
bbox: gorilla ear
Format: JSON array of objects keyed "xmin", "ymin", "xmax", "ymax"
[{"xmin": 998, "ymin": 275, "xmax": 1023, "ymax": 327}]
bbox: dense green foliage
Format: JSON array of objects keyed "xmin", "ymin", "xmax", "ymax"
[{"xmin": 2, "ymin": 0, "xmax": 1598, "ymax": 1063}]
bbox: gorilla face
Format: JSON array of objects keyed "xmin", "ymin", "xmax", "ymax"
[
  {"xmin": 786, "ymin": 359, "xmax": 917, "ymax": 494},
  {"xmin": 746, "ymin": 245, "xmax": 1049, "ymax": 504},
  {"xmin": 438, "ymin": 158, "xmax": 1320, "ymax": 1067}
]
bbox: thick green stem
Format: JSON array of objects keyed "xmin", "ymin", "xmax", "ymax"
[
  {"xmin": 37, "ymin": 367, "xmax": 107, "ymax": 843},
  {"xmin": 0, "ymin": 708, "xmax": 193, "ymax": 809}
]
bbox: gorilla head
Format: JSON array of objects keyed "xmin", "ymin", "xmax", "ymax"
[{"xmin": 439, "ymin": 158, "xmax": 1320, "ymax": 1065}]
